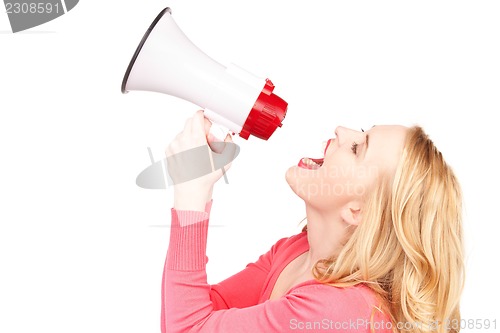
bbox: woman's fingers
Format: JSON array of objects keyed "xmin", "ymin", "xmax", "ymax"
[
  {"xmin": 191, "ymin": 110, "xmax": 207, "ymax": 138},
  {"xmin": 166, "ymin": 110, "xmax": 237, "ymax": 188},
  {"xmin": 203, "ymin": 116, "xmax": 213, "ymax": 137}
]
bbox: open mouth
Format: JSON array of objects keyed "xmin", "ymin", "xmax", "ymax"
[
  {"xmin": 297, "ymin": 139, "xmax": 332, "ymax": 170},
  {"xmin": 298, "ymin": 157, "xmax": 324, "ymax": 170}
]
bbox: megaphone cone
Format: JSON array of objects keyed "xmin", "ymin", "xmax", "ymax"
[{"xmin": 121, "ymin": 7, "xmax": 287, "ymax": 140}]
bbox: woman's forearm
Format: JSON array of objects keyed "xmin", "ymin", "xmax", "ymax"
[
  {"xmin": 173, "ymin": 187, "xmax": 213, "ymax": 212},
  {"xmin": 161, "ymin": 204, "xmax": 212, "ymax": 333}
]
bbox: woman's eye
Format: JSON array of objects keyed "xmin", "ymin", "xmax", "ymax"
[{"xmin": 351, "ymin": 142, "xmax": 358, "ymax": 154}]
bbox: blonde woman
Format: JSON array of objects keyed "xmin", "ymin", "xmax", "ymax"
[{"xmin": 161, "ymin": 110, "xmax": 464, "ymax": 333}]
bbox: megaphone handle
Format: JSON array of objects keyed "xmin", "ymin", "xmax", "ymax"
[{"xmin": 208, "ymin": 122, "xmax": 230, "ymax": 142}]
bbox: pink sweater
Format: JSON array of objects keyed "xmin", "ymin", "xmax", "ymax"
[{"xmin": 161, "ymin": 203, "xmax": 392, "ymax": 332}]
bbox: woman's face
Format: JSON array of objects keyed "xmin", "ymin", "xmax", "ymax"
[{"xmin": 285, "ymin": 125, "xmax": 408, "ymax": 213}]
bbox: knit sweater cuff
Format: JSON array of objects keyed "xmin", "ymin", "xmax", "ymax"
[
  {"xmin": 166, "ymin": 206, "xmax": 211, "ymax": 271},
  {"xmin": 179, "ymin": 200, "xmax": 212, "ymax": 226}
]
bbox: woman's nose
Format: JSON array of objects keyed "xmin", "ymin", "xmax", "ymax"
[{"xmin": 335, "ymin": 126, "xmax": 365, "ymax": 146}]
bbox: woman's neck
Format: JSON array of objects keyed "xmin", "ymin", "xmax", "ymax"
[{"xmin": 299, "ymin": 205, "xmax": 350, "ymax": 275}]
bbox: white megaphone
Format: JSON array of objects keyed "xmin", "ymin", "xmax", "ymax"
[{"xmin": 121, "ymin": 7, "xmax": 288, "ymax": 140}]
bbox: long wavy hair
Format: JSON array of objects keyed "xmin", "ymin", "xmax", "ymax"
[{"xmin": 310, "ymin": 126, "xmax": 465, "ymax": 333}]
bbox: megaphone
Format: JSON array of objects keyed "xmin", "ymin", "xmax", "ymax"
[{"xmin": 121, "ymin": 7, "xmax": 288, "ymax": 140}]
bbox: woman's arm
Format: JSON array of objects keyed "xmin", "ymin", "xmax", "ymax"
[
  {"xmin": 161, "ymin": 207, "xmax": 272, "ymax": 332},
  {"xmin": 161, "ymin": 203, "xmax": 288, "ymax": 318}
]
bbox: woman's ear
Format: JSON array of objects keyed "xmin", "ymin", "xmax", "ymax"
[{"xmin": 340, "ymin": 202, "xmax": 362, "ymax": 226}]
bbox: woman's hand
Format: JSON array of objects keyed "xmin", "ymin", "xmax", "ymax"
[{"xmin": 165, "ymin": 110, "xmax": 234, "ymax": 211}]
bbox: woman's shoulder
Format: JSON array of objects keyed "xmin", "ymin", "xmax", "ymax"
[
  {"xmin": 286, "ymin": 282, "xmax": 392, "ymax": 331},
  {"xmin": 289, "ymin": 281, "xmax": 380, "ymax": 306}
]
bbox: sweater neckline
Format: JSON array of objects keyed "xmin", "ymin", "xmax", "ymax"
[{"xmin": 260, "ymin": 232, "xmax": 320, "ymax": 301}]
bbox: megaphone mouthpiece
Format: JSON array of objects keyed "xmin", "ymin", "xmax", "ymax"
[
  {"xmin": 239, "ymin": 79, "xmax": 287, "ymax": 140},
  {"xmin": 121, "ymin": 7, "xmax": 288, "ymax": 141}
]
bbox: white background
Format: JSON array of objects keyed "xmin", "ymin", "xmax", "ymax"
[{"xmin": 1, "ymin": 1, "xmax": 499, "ymax": 332}]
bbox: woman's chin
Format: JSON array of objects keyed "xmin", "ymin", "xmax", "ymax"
[{"xmin": 285, "ymin": 166, "xmax": 313, "ymax": 201}]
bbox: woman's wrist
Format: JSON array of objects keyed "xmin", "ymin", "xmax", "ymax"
[{"xmin": 173, "ymin": 186, "xmax": 213, "ymax": 212}]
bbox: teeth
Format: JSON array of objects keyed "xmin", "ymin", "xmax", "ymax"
[{"xmin": 304, "ymin": 158, "xmax": 318, "ymax": 166}]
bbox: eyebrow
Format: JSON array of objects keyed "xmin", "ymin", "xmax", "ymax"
[
  {"xmin": 363, "ymin": 125, "xmax": 375, "ymax": 158},
  {"xmin": 367, "ymin": 125, "xmax": 376, "ymax": 150},
  {"xmin": 362, "ymin": 134, "xmax": 370, "ymax": 160}
]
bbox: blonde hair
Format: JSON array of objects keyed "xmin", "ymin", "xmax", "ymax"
[{"xmin": 311, "ymin": 126, "xmax": 465, "ymax": 333}]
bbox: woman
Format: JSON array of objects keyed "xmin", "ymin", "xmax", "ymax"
[{"xmin": 161, "ymin": 111, "xmax": 465, "ymax": 333}]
